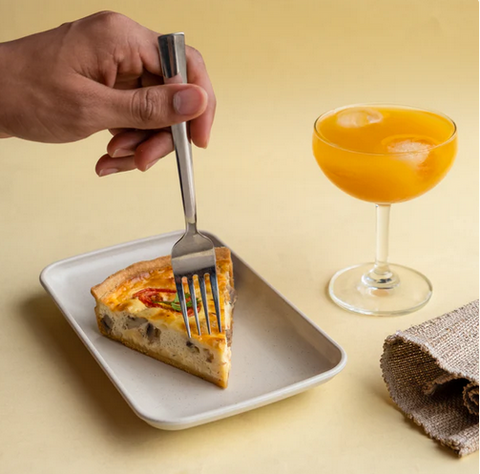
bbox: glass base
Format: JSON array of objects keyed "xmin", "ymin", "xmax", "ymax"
[{"xmin": 328, "ymin": 263, "xmax": 432, "ymax": 316}]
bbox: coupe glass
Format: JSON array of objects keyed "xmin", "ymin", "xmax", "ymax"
[{"xmin": 312, "ymin": 104, "xmax": 457, "ymax": 315}]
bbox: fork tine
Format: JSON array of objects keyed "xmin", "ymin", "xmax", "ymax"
[
  {"xmin": 175, "ymin": 277, "xmax": 191, "ymax": 338},
  {"xmin": 198, "ymin": 275, "xmax": 211, "ymax": 335},
  {"xmin": 209, "ymin": 269, "xmax": 223, "ymax": 333},
  {"xmin": 187, "ymin": 277, "xmax": 202, "ymax": 336}
]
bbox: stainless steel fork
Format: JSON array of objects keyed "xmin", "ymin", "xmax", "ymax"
[{"xmin": 158, "ymin": 33, "xmax": 222, "ymax": 338}]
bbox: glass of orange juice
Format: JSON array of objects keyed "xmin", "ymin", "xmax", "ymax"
[{"xmin": 312, "ymin": 104, "xmax": 457, "ymax": 315}]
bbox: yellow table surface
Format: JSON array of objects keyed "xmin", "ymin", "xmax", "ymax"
[{"xmin": 0, "ymin": 1, "xmax": 478, "ymax": 472}]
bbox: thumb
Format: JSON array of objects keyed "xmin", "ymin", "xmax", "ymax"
[{"xmin": 98, "ymin": 84, "xmax": 208, "ymax": 130}]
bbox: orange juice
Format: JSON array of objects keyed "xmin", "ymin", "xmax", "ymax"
[{"xmin": 312, "ymin": 106, "xmax": 457, "ymax": 203}]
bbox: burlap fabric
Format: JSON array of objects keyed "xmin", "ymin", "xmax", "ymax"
[{"xmin": 381, "ymin": 300, "xmax": 479, "ymax": 456}]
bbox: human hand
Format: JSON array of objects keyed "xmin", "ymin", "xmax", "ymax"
[{"xmin": 0, "ymin": 11, "xmax": 216, "ymax": 175}]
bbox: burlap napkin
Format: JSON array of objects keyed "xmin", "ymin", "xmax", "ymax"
[{"xmin": 380, "ymin": 300, "xmax": 479, "ymax": 456}]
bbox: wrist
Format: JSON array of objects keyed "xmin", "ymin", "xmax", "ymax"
[{"xmin": 0, "ymin": 41, "xmax": 21, "ymax": 138}]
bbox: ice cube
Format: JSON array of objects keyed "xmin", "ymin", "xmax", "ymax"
[
  {"xmin": 336, "ymin": 107, "xmax": 383, "ymax": 128},
  {"xmin": 383, "ymin": 135, "xmax": 435, "ymax": 164}
]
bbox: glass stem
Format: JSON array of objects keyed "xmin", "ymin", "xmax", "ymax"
[
  {"xmin": 362, "ymin": 204, "xmax": 399, "ymax": 289},
  {"xmin": 375, "ymin": 204, "xmax": 390, "ymax": 275}
]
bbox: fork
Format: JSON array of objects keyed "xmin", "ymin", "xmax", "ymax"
[{"xmin": 158, "ymin": 33, "xmax": 222, "ymax": 338}]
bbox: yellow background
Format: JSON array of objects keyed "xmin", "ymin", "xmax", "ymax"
[{"xmin": 0, "ymin": 0, "xmax": 478, "ymax": 472}]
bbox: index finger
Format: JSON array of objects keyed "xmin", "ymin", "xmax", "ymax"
[{"xmin": 185, "ymin": 46, "xmax": 216, "ymax": 148}]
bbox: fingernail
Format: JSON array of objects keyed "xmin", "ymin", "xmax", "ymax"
[
  {"xmin": 173, "ymin": 88, "xmax": 204, "ymax": 115},
  {"xmin": 144, "ymin": 159, "xmax": 160, "ymax": 171},
  {"xmin": 111, "ymin": 148, "xmax": 132, "ymax": 158},
  {"xmin": 98, "ymin": 168, "xmax": 119, "ymax": 177}
]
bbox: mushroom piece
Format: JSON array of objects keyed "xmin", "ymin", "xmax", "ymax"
[
  {"xmin": 100, "ymin": 314, "xmax": 114, "ymax": 334},
  {"xmin": 145, "ymin": 323, "xmax": 161, "ymax": 344},
  {"xmin": 203, "ymin": 348, "xmax": 214, "ymax": 363},
  {"xmin": 186, "ymin": 341, "xmax": 200, "ymax": 354}
]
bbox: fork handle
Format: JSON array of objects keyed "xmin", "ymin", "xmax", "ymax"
[{"xmin": 158, "ymin": 33, "xmax": 197, "ymax": 230}]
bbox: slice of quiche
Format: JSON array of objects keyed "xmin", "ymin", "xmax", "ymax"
[{"xmin": 91, "ymin": 247, "xmax": 235, "ymax": 388}]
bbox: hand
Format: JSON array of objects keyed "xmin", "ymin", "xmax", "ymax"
[{"xmin": 0, "ymin": 11, "xmax": 216, "ymax": 175}]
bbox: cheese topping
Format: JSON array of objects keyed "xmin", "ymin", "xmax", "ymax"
[{"xmin": 101, "ymin": 257, "xmax": 232, "ymax": 345}]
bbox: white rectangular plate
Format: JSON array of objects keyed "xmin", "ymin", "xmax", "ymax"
[{"xmin": 40, "ymin": 231, "xmax": 347, "ymax": 430}]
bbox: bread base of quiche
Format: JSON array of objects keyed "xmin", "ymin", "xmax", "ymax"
[{"xmin": 95, "ymin": 301, "xmax": 233, "ymax": 388}]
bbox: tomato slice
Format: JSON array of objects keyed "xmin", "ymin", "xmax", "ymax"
[
  {"xmin": 133, "ymin": 287, "xmax": 200, "ymax": 315},
  {"xmin": 133, "ymin": 288, "xmax": 176, "ymax": 308},
  {"xmin": 133, "ymin": 288, "xmax": 176, "ymax": 297}
]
